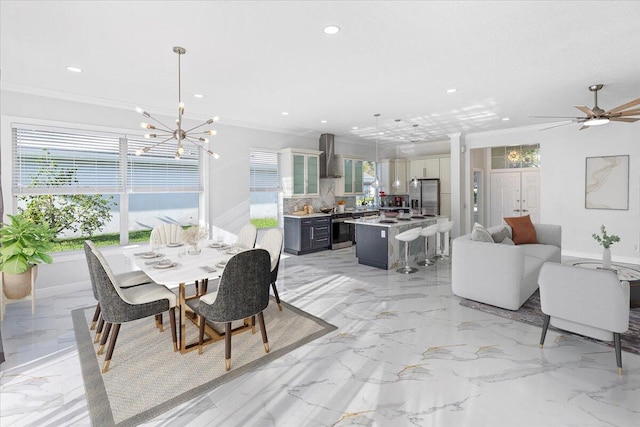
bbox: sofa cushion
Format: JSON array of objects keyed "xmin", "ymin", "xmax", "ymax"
[
  {"xmin": 471, "ymin": 223, "xmax": 494, "ymax": 243},
  {"xmin": 504, "ymin": 215, "xmax": 538, "ymax": 245},
  {"xmin": 491, "ymin": 227, "xmax": 511, "ymax": 243},
  {"xmin": 521, "ymin": 243, "xmax": 561, "ymax": 263},
  {"xmin": 501, "ymin": 237, "xmax": 515, "ymax": 245}
]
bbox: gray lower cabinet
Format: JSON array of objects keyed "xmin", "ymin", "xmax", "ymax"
[
  {"xmin": 354, "ymin": 225, "xmax": 388, "ymax": 269},
  {"xmin": 284, "ymin": 216, "xmax": 331, "ymax": 255}
]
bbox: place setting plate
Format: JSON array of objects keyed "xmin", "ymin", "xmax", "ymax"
[
  {"xmin": 166, "ymin": 242, "xmax": 183, "ymax": 248},
  {"xmin": 208, "ymin": 242, "xmax": 224, "ymax": 249},
  {"xmin": 215, "ymin": 260, "xmax": 228, "ymax": 268},
  {"xmin": 140, "ymin": 252, "xmax": 165, "ymax": 259},
  {"xmin": 153, "ymin": 259, "xmax": 178, "ymax": 269},
  {"xmin": 225, "ymin": 247, "xmax": 243, "ymax": 255}
]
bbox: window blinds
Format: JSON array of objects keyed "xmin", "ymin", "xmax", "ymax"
[{"xmin": 249, "ymin": 150, "xmax": 280, "ymax": 192}]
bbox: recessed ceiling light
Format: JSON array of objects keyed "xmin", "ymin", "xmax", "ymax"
[
  {"xmin": 352, "ymin": 126, "xmax": 358, "ymax": 130},
  {"xmin": 194, "ymin": 94, "xmax": 204, "ymax": 98},
  {"xmin": 502, "ymin": 117, "xmax": 510, "ymax": 121},
  {"xmin": 66, "ymin": 66, "xmax": 82, "ymax": 73},
  {"xmin": 320, "ymin": 120, "xmax": 328, "ymax": 123},
  {"xmin": 282, "ymin": 112, "xmax": 289, "ymax": 116},
  {"xmin": 323, "ymin": 25, "xmax": 340, "ymax": 35},
  {"xmin": 446, "ymin": 88, "xmax": 457, "ymax": 93}
]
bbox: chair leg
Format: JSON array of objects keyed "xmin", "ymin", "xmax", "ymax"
[
  {"xmin": 224, "ymin": 322, "xmax": 232, "ymax": 371},
  {"xmin": 169, "ymin": 308, "xmax": 178, "ymax": 352},
  {"xmin": 539, "ymin": 315, "xmax": 550, "ymax": 348},
  {"xmin": 251, "ymin": 315, "xmax": 256, "ymax": 334},
  {"xmin": 90, "ymin": 303, "xmax": 101, "ymax": 330},
  {"xmin": 257, "ymin": 312, "xmax": 269, "ymax": 353},
  {"xmin": 198, "ymin": 313, "xmax": 206, "ymax": 355},
  {"xmin": 98, "ymin": 322, "xmax": 113, "ymax": 355},
  {"xmin": 271, "ymin": 282, "xmax": 283, "ymax": 311},
  {"xmin": 155, "ymin": 313, "xmax": 164, "ymax": 332},
  {"xmin": 614, "ymin": 333, "xmax": 623, "ymax": 375},
  {"xmin": 102, "ymin": 323, "xmax": 121, "ymax": 374},
  {"xmin": 94, "ymin": 315, "xmax": 105, "ymax": 343}
]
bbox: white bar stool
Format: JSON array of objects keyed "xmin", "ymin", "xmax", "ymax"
[
  {"xmin": 395, "ymin": 228, "xmax": 422, "ymax": 274},
  {"xmin": 435, "ymin": 221, "xmax": 454, "ymax": 260},
  {"xmin": 416, "ymin": 224, "xmax": 440, "ymax": 266}
]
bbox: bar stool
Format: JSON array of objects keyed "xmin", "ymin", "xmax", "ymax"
[
  {"xmin": 435, "ymin": 221, "xmax": 454, "ymax": 260},
  {"xmin": 416, "ymin": 224, "xmax": 440, "ymax": 266},
  {"xmin": 395, "ymin": 227, "xmax": 422, "ymax": 274}
]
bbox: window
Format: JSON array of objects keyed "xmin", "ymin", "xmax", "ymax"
[
  {"xmin": 491, "ymin": 144, "xmax": 540, "ymax": 169},
  {"xmin": 249, "ymin": 150, "xmax": 280, "ymax": 229},
  {"xmin": 12, "ymin": 124, "xmax": 201, "ymax": 250}
]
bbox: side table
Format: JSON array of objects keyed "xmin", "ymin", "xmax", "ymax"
[{"xmin": 572, "ymin": 261, "xmax": 640, "ymax": 308}]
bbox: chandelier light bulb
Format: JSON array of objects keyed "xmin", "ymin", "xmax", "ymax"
[
  {"xmin": 178, "ymin": 102, "xmax": 185, "ymax": 110},
  {"xmin": 144, "ymin": 133, "xmax": 156, "ymax": 139},
  {"xmin": 135, "ymin": 107, "xmax": 144, "ymax": 114},
  {"xmin": 212, "ymin": 116, "xmax": 219, "ymax": 122},
  {"xmin": 178, "ymin": 146, "xmax": 184, "ymax": 155},
  {"xmin": 212, "ymin": 152, "xmax": 220, "ymax": 159},
  {"xmin": 205, "ymin": 130, "xmax": 217, "ymax": 136},
  {"xmin": 135, "ymin": 149, "xmax": 143, "ymax": 156},
  {"xmin": 199, "ymin": 137, "xmax": 209, "ymax": 143}
]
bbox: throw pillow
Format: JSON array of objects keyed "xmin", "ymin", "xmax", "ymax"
[
  {"xmin": 471, "ymin": 222, "xmax": 494, "ymax": 243},
  {"xmin": 501, "ymin": 237, "xmax": 515, "ymax": 245},
  {"xmin": 503, "ymin": 215, "xmax": 538, "ymax": 245},
  {"xmin": 491, "ymin": 227, "xmax": 510, "ymax": 243}
]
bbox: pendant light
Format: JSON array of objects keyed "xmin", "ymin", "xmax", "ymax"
[
  {"xmin": 410, "ymin": 124, "xmax": 420, "ymax": 188},
  {"xmin": 371, "ymin": 113, "xmax": 381, "ymax": 189},
  {"xmin": 392, "ymin": 119, "xmax": 401, "ymax": 189}
]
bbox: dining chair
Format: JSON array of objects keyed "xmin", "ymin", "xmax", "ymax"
[
  {"xmin": 193, "ymin": 248, "xmax": 271, "ymax": 371},
  {"xmin": 235, "ymin": 224, "xmax": 258, "ymax": 249},
  {"xmin": 87, "ymin": 244, "xmax": 178, "ymax": 373},
  {"xmin": 259, "ymin": 228, "xmax": 284, "ymax": 311},
  {"xmin": 150, "ymin": 223, "xmax": 184, "ymax": 245},
  {"xmin": 83, "ymin": 241, "xmax": 153, "ymax": 343}
]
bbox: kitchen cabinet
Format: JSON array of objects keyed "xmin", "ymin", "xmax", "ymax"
[
  {"xmin": 283, "ymin": 216, "xmax": 331, "ymax": 255},
  {"xmin": 440, "ymin": 193, "xmax": 451, "ymax": 219},
  {"xmin": 379, "ymin": 159, "xmax": 408, "ymax": 195},
  {"xmin": 409, "ymin": 158, "xmax": 439, "ymax": 179},
  {"xmin": 335, "ymin": 156, "xmax": 364, "ymax": 196},
  {"xmin": 439, "ymin": 157, "xmax": 451, "ymax": 193},
  {"xmin": 281, "ymin": 148, "xmax": 321, "ymax": 198}
]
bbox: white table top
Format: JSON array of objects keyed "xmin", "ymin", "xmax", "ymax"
[{"xmin": 123, "ymin": 241, "xmax": 236, "ymax": 287}]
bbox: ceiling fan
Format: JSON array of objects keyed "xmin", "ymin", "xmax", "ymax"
[{"xmin": 535, "ymin": 84, "xmax": 640, "ymax": 130}]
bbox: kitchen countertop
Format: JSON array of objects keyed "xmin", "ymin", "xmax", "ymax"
[
  {"xmin": 345, "ymin": 215, "xmax": 445, "ymax": 228},
  {"xmin": 283, "ymin": 213, "xmax": 332, "ymax": 219}
]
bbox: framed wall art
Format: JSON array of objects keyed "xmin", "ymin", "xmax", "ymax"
[{"xmin": 585, "ymin": 155, "xmax": 629, "ymax": 210}]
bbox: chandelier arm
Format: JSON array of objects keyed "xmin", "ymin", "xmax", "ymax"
[
  {"xmin": 186, "ymin": 137, "xmax": 219, "ymax": 157},
  {"xmin": 144, "ymin": 113, "xmax": 176, "ymax": 133},
  {"xmin": 183, "ymin": 121, "xmax": 214, "ymax": 134},
  {"xmin": 142, "ymin": 136, "xmax": 175, "ymax": 151}
]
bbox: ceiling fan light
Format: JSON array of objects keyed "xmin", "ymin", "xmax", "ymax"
[{"xmin": 584, "ymin": 117, "xmax": 610, "ymax": 126}]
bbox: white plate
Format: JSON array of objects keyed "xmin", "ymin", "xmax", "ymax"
[
  {"xmin": 225, "ymin": 248, "xmax": 242, "ymax": 255},
  {"xmin": 166, "ymin": 242, "xmax": 183, "ymax": 247},
  {"xmin": 215, "ymin": 261, "xmax": 227, "ymax": 268},
  {"xmin": 154, "ymin": 262, "xmax": 177, "ymax": 269},
  {"xmin": 141, "ymin": 252, "xmax": 163, "ymax": 259},
  {"xmin": 208, "ymin": 243, "xmax": 223, "ymax": 249}
]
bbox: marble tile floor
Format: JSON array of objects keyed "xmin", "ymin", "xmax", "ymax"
[{"xmin": 1, "ymin": 248, "xmax": 639, "ymax": 427}]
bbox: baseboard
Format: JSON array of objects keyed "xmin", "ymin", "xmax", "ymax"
[
  {"xmin": 37, "ymin": 280, "xmax": 91, "ymax": 299},
  {"xmin": 563, "ymin": 250, "xmax": 640, "ymax": 266}
]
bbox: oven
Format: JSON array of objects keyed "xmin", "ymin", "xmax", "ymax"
[{"xmin": 331, "ymin": 213, "xmax": 353, "ymax": 250}]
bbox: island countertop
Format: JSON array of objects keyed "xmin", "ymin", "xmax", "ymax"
[
  {"xmin": 283, "ymin": 213, "xmax": 332, "ymax": 219},
  {"xmin": 345, "ymin": 215, "xmax": 446, "ymax": 228}
]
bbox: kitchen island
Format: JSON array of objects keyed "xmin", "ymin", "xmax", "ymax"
[{"xmin": 345, "ymin": 216, "xmax": 448, "ymax": 270}]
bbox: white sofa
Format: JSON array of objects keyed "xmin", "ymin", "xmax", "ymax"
[{"xmin": 452, "ymin": 224, "xmax": 562, "ymax": 310}]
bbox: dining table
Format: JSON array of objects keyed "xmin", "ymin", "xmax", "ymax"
[{"xmin": 123, "ymin": 240, "xmax": 248, "ymax": 354}]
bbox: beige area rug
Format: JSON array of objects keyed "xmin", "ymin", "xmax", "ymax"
[{"xmin": 73, "ymin": 297, "xmax": 337, "ymax": 426}]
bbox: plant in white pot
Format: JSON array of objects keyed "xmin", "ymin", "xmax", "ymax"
[
  {"xmin": 592, "ymin": 225, "xmax": 620, "ymax": 270},
  {"xmin": 0, "ymin": 214, "xmax": 55, "ymax": 300}
]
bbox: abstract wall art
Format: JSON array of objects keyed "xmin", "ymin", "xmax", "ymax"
[{"xmin": 585, "ymin": 155, "xmax": 629, "ymax": 210}]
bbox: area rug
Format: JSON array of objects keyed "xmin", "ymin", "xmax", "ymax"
[
  {"xmin": 72, "ymin": 298, "xmax": 337, "ymax": 427},
  {"xmin": 459, "ymin": 290, "xmax": 640, "ymax": 356}
]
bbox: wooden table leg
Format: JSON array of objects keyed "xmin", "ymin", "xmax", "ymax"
[{"xmin": 179, "ymin": 283, "xmax": 186, "ymax": 353}]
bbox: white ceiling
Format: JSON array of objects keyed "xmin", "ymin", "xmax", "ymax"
[{"xmin": 2, "ymin": 1, "xmax": 640, "ymax": 145}]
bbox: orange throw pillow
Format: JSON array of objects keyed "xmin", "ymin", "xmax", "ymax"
[{"xmin": 503, "ymin": 215, "xmax": 538, "ymax": 245}]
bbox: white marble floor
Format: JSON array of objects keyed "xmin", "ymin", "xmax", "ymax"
[{"xmin": 1, "ymin": 248, "xmax": 639, "ymax": 426}]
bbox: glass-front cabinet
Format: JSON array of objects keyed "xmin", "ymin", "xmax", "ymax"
[
  {"xmin": 335, "ymin": 155, "xmax": 364, "ymax": 196},
  {"xmin": 281, "ymin": 148, "xmax": 321, "ymax": 197}
]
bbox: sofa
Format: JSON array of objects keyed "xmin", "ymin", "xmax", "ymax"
[{"xmin": 452, "ymin": 223, "xmax": 562, "ymax": 310}]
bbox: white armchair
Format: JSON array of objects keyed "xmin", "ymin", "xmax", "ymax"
[{"xmin": 538, "ymin": 262, "xmax": 630, "ymax": 374}]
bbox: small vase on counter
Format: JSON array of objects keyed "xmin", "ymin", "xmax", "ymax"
[
  {"xmin": 602, "ymin": 247, "xmax": 611, "ymax": 270},
  {"xmin": 337, "ymin": 204, "xmax": 345, "ymax": 213}
]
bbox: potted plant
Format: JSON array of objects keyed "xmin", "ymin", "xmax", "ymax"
[
  {"xmin": 0, "ymin": 214, "xmax": 55, "ymax": 299},
  {"xmin": 592, "ymin": 225, "xmax": 620, "ymax": 270}
]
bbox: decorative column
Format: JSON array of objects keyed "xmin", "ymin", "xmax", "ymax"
[{"xmin": 448, "ymin": 132, "xmax": 465, "ymax": 238}]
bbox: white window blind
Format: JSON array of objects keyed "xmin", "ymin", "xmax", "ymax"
[
  {"xmin": 12, "ymin": 124, "xmax": 202, "ymax": 195},
  {"xmin": 250, "ymin": 151, "xmax": 280, "ymax": 192},
  {"xmin": 12, "ymin": 125, "xmax": 123, "ymax": 195}
]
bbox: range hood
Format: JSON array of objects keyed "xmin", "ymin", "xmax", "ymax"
[{"xmin": 319, "ymin": 133, "xmax": 341, "ymax": 178}]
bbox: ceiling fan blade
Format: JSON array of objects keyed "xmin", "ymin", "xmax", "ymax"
[
  {"xmin": 615, "ymin": 108, "xmax": 640, "ymax": 117},
  {"xmin": 578, "ymin": 125, "xmax": 590, "ymax": 131},
  {"xmin": 574, "ymin": 105, "xmax": 596, "ymax": 116},
  {"xmin": 538, "ymin": 122, "xmax": 573, "ymax": 131},
  {"xmin": 609, "ymin": 117, "xmax": 640, "ymax": 123},
  {"xmin": 605, "ymin": 97, "xmax": 640, "ymax": 115}
]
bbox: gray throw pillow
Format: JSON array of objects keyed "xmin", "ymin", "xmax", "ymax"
[
  {"xmin": 491, "ymin": 227, "xmax": 511, "ymax": 243},
  {"xmin": 501, "ymin": 237, "xmax": 515, "ymax": 245},
  {"xmin": 471, "ymin": 223, "xmax": 494, "ymax": 243}
]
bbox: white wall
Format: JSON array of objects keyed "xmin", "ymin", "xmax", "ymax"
[{"xmin": 465, "ymin": 123, "xmax": 639, "ymax": 263}]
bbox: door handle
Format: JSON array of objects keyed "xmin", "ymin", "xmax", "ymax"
[
  {"xmin": 513, "ymin": 209, "xmax": 521, "ymax": 212},
  {"xmin": 311, "ymin": 227, "xmax": 314, "ymax": 240},
  {"xmin": 522, "ymin": 209, "xmax": 529, "ymax": 212}
]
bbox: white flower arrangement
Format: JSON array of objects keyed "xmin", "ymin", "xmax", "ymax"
[{"xmin": 182, "ymin": 226, "xmax": 207, "ymax": 246}]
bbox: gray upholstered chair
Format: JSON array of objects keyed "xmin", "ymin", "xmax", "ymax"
[
  {"xmin": 538, "ymin": 262, "xmax": 630, "ymax": 374},
  {"xmin": 259, "ymin": 228, "xmax": 284, "ymax": 311},
  {"xmin": 235, "ymin": 224, "xmax": 257, "ymax": 249},
  {"xmin": 87, "ymin": 244, "xmax": 178, "ymax": 373},
  {"xmin": 83, "ymin": 241, "xmax": 152, "ymax": 343},
  {"xmin": 150, "ymin": 223, "xmax": 184, "ymax": 245},
  {"xmin": 193, "ymin": 248, "xmax": 271, "ymax": 371}
]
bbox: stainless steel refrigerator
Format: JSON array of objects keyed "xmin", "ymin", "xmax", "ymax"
[{"xmin": 408, "ymin": 179, "xmax": 440, "ymax": 216}]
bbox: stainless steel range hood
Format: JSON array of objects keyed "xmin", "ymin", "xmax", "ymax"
[{"xmin": 319, "ymin": 133, "xmax": 341, "ymax": 178}]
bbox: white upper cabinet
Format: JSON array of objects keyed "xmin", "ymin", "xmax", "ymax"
[
  {"xmin": 281, "ymin": 148, "xmax": 322, "ymax": 197},
  {"xmin": 379, "ymin": 159, "xmax": 408, "ymax": 195},
  {"xmin": 335, "ymin": 155, "xmax": 364, "ymax": 196}
]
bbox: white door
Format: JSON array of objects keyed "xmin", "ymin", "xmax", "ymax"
[{"xmin": 490, "ymin": 170, "xmax": 540, "ymax": 227}]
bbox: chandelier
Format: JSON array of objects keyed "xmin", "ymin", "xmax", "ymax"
[{"xmin": 134, "ymin": 46, "xmax": 220, "ymax": 160}]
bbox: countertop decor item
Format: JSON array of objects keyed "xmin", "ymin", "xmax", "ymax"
[
  {"xmin": 134, "ymin": 46, "xmax": 220, "ymax": 160},
  {"xmin": 592, "ymin": 225, "xmax": 620, "ymax": 269},
  {"xmin": 182, "ymin": 226, "xmax": 207, "ymax": 255}
]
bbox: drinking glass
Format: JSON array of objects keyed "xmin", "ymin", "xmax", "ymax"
[{"xmin": 151, "ymin": 235, "xmax": 160, "ymax": 252}]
